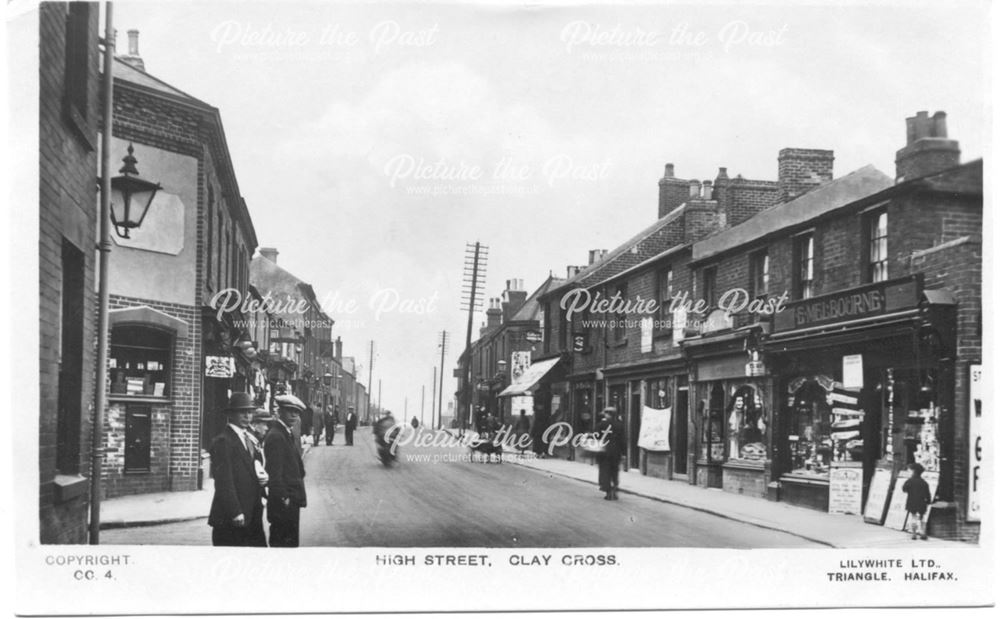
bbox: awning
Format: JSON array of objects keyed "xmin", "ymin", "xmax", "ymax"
[{"xmin": 499, "ymin": 357, "xmax": 561, "ymax": 397}]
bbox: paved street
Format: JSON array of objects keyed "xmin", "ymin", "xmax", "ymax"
[{"xmin": 104, "ymin": 428, "xmax": 819, "ymax": 547}]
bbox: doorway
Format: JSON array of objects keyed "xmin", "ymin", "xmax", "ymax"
[{"xmin": 675, "ymin": 379, "xmax": 689, "ymax": 475}]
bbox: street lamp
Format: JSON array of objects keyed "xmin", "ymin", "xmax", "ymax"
[{"xmin": 109, "ymin": 143, "xmax": 162, "ymax": 238}]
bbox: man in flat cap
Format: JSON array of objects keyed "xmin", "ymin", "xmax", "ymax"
[
  {"xmin": 208, "ymin": 392, "xmax": 268, "ymax": 546},
  {"xmin": 264, "ymin": 394, "xmax": 308, "ymax": 547}
]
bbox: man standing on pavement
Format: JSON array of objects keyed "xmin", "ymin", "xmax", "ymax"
[
  {"xmin": 264, "ymin": 394, "xmax": 308, "ymax": 547},
  {"xmin": 596, "ymin": 407, "xmax": 627, "ymax": 501},
  {"xmin": 325, "ymin": 405, "xmax": 339, "ymax": 446},
  {"xmin": 208, "ymin": 392, "xmax": 268, "ymax": 547},
  {"xmin": 344, "ymin": 406, "xmax": 358, "ymax": 446},
  {"xmin": 312, "ymin": 404, "xmax": 326, "ymax": 446}
]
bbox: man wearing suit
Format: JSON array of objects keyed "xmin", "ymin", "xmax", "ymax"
[
  {"xmin": 325, "ymin": 405, "xmax": 339, "ymax": 446},
  {"xmin": 344, "ymin": 406, "xmax": 357, "ymax": 446},
  {"xmin": 208, "ymin": 392, "xmax": 269, "ymax": 546},
  {"xmin": 264, "ymin": 394, "xmax": 308, "ymax": 547},
  {"xmin": 596, "ymin": 407, "xmax": 627, "ymax": 501}
]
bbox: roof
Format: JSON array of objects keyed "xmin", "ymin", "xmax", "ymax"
[
  {"xmin": 546, "ymin": 204, "xmax": 687, "ymax": 297},
  {"xmin": 250, "ymin": 257, "xmax": 332, "ymax": 326},
  {"xmin": 112, "ymin": 58, "xmax": 210, "ymax": 107},
  {"xmin": 510, "ymin": 274, "xmax": 565, "ymax": 322},
  {"xmin": 692, "ymin": 165, "xmax": 893, "ymax": 263}
]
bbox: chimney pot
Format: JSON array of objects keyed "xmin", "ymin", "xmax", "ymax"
[
  {"xmin": 717, "ymin": 167, "xmax": 728, "ymax": 180},
  {"xmin": 932, "ymin": 111, "xmax": 948, "ymax": 138},
  {"xmin": 664, "ymin": 163, "xmax": 675, "ymax": 178},
  {"xmin": 259, "ymin": 247, "xmax": 279, "ymax": 264},
  {"xmin": 688, "ymin": 180, "xmax": 701, "ymax": 198},
  {"xmin": 702, "ymin": 180, "xmax": 713, "ymax": 199},
  {"xmin": 128, "ymin": 29, "xmax": 140, "ymax": 56}
]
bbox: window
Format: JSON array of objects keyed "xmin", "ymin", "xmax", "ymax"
[
  {"xmin": 62, "ymin": 3, "xmax": 93, "ymax": 146},
  {"xmin": 750, "ymin": 250, "xmax": 769, "ymax": 299},
  {"xmin": 57, "ymin": 239, "xmax": 86, "ymax": 474},
  {"xmin": 727, "ymin": 385, "xmax": 767, "ymax": 461},
  {"xmin": 786, "ymin": 380, "xmax": 834, "ymax": 478},
  {"xmin": 657, "ymin": 267, "xmax": 674, "ymax": 325},
  {"xmin": 647, "ymin": 378, "xmax": 670, "ymax": 409},
  {"xmin": 794, "ymin": 233, "xmax": 815, "ymax": 299},
  {"xmin": 612, "ymin": 284, "xmax": 627, "ymax": 341},
  {"xmin": 867, "ymin": 210, "xmax": 888, "ymax": 282},
  {"xmin": 110, "ymin": 325, "xmax": 172, "ymax": 398},
  {"xmin": 702, "ymin": 266, "xmax": 717, "ymax": 308},
  {"xmin": 206, "ymin": 186, "xmax": 214, "ymax": 288}
]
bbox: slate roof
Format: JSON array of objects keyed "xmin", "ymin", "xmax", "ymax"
[
  {"xmin": 511, "ymin": 274, "xmax": 565, "ymax": 323},
  {"xmin": 250, "ymin": 256, "xmax": 332, "ymax": 326}
]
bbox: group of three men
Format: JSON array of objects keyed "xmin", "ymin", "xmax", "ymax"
[{"xmin": 207, "ymin": 392, "xmax": 309, "ymax": 547}]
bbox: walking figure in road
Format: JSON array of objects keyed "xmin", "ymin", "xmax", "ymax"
[
  {"xmin": 411, "ymin": 416, "xmax": 419, "ymax": 429},
  {"xmin": 208, "ymin": 392, "xmax": 268, "ymax": 547},
  {"xmin": 312, "ymin": 405, "xmax": 326, "ymax": 446},
  {"xmin": 515, "ymin": 410, "xmax": 530, "ymax": 455},
  {"xmin": 325, "ymin": 406, "xmax": 339, "ymax": 446},
  {"xmin": 374, "ymin": 412, "xmax": 400, "ymax": 466},
  {"xmin": 344, "ymin": 406, "xmax": 358, "ymax": 446},
  {"xmin": 902, "ymin": 462, "xmax": 932, "ymax": 540},
  {"xmin": 264, "ymin": 394, "xmax": 308, "ymax": 547},
  {"xmin": 596, "ymin": 407, "xmax": 626, "ymax": 501}
]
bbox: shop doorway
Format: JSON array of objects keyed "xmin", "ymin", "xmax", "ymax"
[
  {"xmin": 202, "ymin": 377, "xmax": 230, "ymax": 452},
  {"xmin": 630, "ymin": 389, "xmax": 641, "ymax": 469},
  {"xmin": 675, "ymin": 382, "xmax": 689, "ymax": 475}
]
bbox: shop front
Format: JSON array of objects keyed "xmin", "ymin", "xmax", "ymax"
[
  {"xmin": 683, "ymin": 321, "xmax": 773, "ymax": 496},
  {"xmin": 498, "ymin": 355, "xmax": 567, "ymax": 457},
  {"xmin": 766, "ymin": 275, "xmax": 956, "ymax": 520}
]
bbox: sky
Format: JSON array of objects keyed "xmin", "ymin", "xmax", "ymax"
[{"xmin": 88, "ymin": 0, "xmax": 990, "ymax": 418}]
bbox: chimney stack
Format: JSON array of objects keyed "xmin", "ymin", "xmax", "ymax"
[
  {"xmin": 658, "ymin": 163, "xmax": 690, "ymax": 219},
  {"xmin": 701, "ymin": 180, "xmax": 713, "ymax": 199},
  {"xmin": 567, "ymin": 265, "xmax": 584, "ymax": 279},
  {"xmin": 259, "ymin": 247, "xmax": 279, "ymax": 263},
  {"xmin": 895, "ymin": 110, "xmax": 960, "ymax": 183},
  {"xmin": 502, "ymin": 279, "xmax": 528, "ymax": 322},
  {"xmin": 118, "ymin": 29, "xmax": 146, "ymax": 72},
  {"xmin": 778, "ymin": 148, "xmax": 834, "ymax": 202},
  {"xmin": 588, "ymin": 249, "xmax": 607, "ymax": 265},
  {"xmin": 335, "ymin": 336, "xmax": 343, "ymax": 362},
  {"xmin": 486, "ymin": 297, "xmax": 503, "ymax": 329}
]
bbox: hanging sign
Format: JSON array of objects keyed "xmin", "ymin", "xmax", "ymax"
[
  {"xmin": 968, "ymin": 364, "xmax": 983, "ymax": 522},
  {"xmin": 842, "ymin": 354, "xmax": 864, "ymax": 390},
  {"xmin": 829, "ymin": 464, "xmax": 864, "ymax": 515},
  {"xmin": 205, "ymin": 355, "xmax": 235, "ymax": 378}
]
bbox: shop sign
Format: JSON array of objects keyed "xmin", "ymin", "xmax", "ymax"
[
  {"xmin": 640, "ymin": 317, "xmax": 653, "ymax": 353},
  {"xmin": 863, "ymin": 468, "xmax": 893, "ymax": 524},
  {"xmin": 205, "ymin": 355, "xmax": 235, "ymax": 378},
  {"xmin": 510, "ymin": 351, "xmax": 532, "ymax": 382},
  {"xmin": 773, "ymin": 275, "xmax": 921, "ymax": 332},
  {"xmin": 829, "ymin": 465, "xmax": 863, "ymax": 515},
  {"xmin": 700, "ymin": 309, "xmax": 733, "ymax": 334},
  {"xmin": 968, "ymin": 364, "xmax": 983, "ymax": 522},
  {"xmin": 842, "ymin": 354, "xmax": 864, "ymax": 389},
  {"xmin": 638, "ymin": 406, "xmax": 671, "ymax": 451},
  {"xmin": 745, "ymin": 360, "xmax": 765, "ymax": 377},
  {"xmin": 573, "ymin": 332, "xmax": 588, "ymax": 353},
  {"xmin": 525, "ymin": 330, "xmax": 542, "ymax": 343}
]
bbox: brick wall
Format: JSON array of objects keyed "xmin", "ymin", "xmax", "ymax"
[
  {"xmin": 39, "ymin": 2, "xmax": 100, "ymax": 544},
  {"xmin": 103, "ymin": 294, "xmax": 201, "ymax": 497},
  {"xmin": 717, "ymin": 177, "xmax": 780, "ymax": 227}
]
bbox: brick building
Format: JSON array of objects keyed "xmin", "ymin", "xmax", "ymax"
[
  {"xmin": 525, "ymin": 111, "xmax": 980, "ymax": 541},
  {"xmin": 101, "ymin": 36, "xmax": 258, "ymax": 497},
  {"xmin": 38, "ymin": 1, "xmax": 101, "ymax": 543}
]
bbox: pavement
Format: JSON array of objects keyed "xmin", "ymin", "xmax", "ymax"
[{"xmin": 100, "ymin": 427, "xmax": 968, "ymax": 548}]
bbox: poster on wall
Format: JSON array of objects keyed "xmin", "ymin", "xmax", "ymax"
[
  {"xmin": 510, "ymin": 351, "xmax": 532, "ymax": 382},
  {"xmin": 863, "ymin": 468, "xmax": 893, "ymax": 524},
  {"xmin": 829, "ymin": 464, "xmax": 863, "ymax": 515},
  {"xmin": 205, "ymin": 355, "xmax": 235, "ymax": 378},
  {"xmin": 969, "ymin": 363, "xmax": 983, "ymax": 522},
  {"xmin": 842, "ymin": 354, "xmax": 863, "ymax": 390},
  {"xmin": 638, "ymin": 406, "xmax": 671, "ymax": 451}
]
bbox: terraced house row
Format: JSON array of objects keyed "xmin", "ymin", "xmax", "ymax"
[{"xmin": 462, "ymin": 111, "xmax": 982, "ymax": 542}]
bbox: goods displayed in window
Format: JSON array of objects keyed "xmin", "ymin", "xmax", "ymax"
[
  {"xmin": 785, "ymin": 375, "xmax": 865, "ymax": 479},
  {"xmin": 728, "ymin": 385, "xmax": 767, "ymax": 461},
  {"xmin": 110, "ymin": 325, "xmax": 171, "ymax": 397}
]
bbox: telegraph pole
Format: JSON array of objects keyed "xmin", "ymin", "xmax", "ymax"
[
  {"xmin": 438, "ymin": 330, "xmax": 449, "ymax": 431},
  {"xmin": 367, "ymin": 340, "xmax": 374, "ymax": 423},
  {"xmin": 431, "ymin": 366, "xmax": 437, "ymax": 429},
  {"xmin": 460, "ymin": 242, "xmax": 487, "ymax": 435},
  {"xmin": 421, "ymin": 385, "xmax": 425, "ymax": 426}
]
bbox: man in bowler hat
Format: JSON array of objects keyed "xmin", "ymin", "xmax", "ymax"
[
  {"xmin": 208, "ymin": 392, "xmax": 268, "ymax": 546},
  {"xmin": 264, "ymin": 394, "xmax": 308, "ymax": 547},
  {"xmin": 344, "ymin": 406, "xmax": 358, "ymax": 446}
]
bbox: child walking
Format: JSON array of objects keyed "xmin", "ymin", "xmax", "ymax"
[{"xmin": 902, "ymin": 462, "xmax": 932, "ymax": 540}]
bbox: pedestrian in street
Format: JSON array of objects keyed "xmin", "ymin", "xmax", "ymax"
[
  {"xmin": 264, "ymin": 394, "xmax": 308, "ymax": 547},
  {"xmin": 411, "ymin": 416, "xmax": 420, "ymax": 429},
  {"xmin": 596, "ymin": 407, "xmax": 626, "ymax": 501},
  {"xmin": 515, "ymin": 410, "xmax": 530, "ymax": 454},
  {"xmin": 250, "ymin": 410, "xmax": 272, "ymax": 443},
  {"xmin": 207, "ymin": 392, "xmax": 268, "ymax": 547},
  {"xmin": 344, "ymin": 406, "xmax": 357, "ymax": 446},
  {"xmin": 326, "ymin": 406, "xmax": 339, "ymax": 446},
  {"xmin": 902, "ymin": 462, "xmax": 932, "ymax": 540},
  {"xmin": 312, "ymin": 405, "xmax": 326, "ymax": 447}
]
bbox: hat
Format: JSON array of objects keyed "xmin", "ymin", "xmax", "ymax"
[
  {"xmin": 251, "ymin": 410, "xmax": 273, "ymax": 423},
  {"xmin": 224, "ymin": 392, "xmax": 256, "ymax": 412},
  {"xmin": 274, "ymin": 394, "xmax": 306, "ymax": 412}
]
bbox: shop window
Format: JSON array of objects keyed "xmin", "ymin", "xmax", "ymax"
[
  {"xmin": 866, "ymin": 210, "xmax": 888, "ymax": 282},
  {"xmin": 787, "ymin": 379, "xmax": 836, "ymax": 478},
  {"xmin": 647, "ymin": 378, "xmax": 670, "ymax": 409},
  {"xmin": 573, "ymin": 387, "xmax": 593, "ymax": 433},
  {"xmin": 727, "ymin": 385, "xmax": 767, "ymax": 461},
  {"xmin": 700, "ymin": 382, "xmax": 725, "ymax": 463},
  {"xmin": 749, "ymin": 250, "xmax": 769, "ymax": 299},
  {"xmin": 794, "ymin": 233, "xmax": 814, "ymax": 299},
  {"xmin": 110, "ymin": 325, "xmax": 172, "ymax": 398}
]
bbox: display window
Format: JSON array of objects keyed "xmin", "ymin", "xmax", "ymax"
[
  {"xmin": 110, "ymin": 325, "xmax": 172, "ymax": 398},
  {"xmin": 728, "ymin": 384, "xmax": 767, "ymax": 462},
  {"xmin": 784, "ymin": 375, "xmax": 866, "ymax": 479},
  {"xmin": 699, "ymin": 382, "xmax": 726, "ymax": 462},
  {"xmin": 647, "ymin": 378, "xmax": 669, "ymax": 409}
]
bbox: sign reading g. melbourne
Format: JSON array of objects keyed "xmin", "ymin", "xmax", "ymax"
[{"xmin": 773, "ymin": 275, "xmax": 922, "ymax": 332}]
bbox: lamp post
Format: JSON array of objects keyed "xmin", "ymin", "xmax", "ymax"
[{"xmin": 90, "ymin": 7, "xmax": 163, "ymax": 543}]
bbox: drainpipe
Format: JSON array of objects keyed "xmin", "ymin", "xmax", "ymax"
[{"xmin": 89, "ymin": 2, "xmax": 115, "ymax": 545}]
